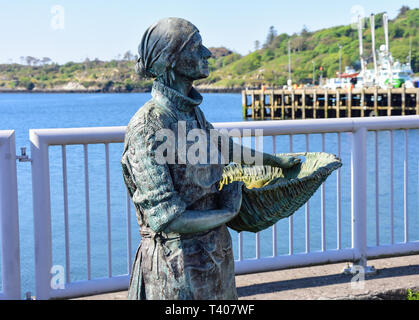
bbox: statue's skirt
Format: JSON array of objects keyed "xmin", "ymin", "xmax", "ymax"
[{"xmin": 221, "ymin": 152, "xmax": 342, "ymax": 233}]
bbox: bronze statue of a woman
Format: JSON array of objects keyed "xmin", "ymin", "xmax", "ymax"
[{"xmin": 121, "ymin": 17, "xmax": 300, "ymax": 300}]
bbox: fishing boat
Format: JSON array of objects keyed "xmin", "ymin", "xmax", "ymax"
[
  {"xmin": 375, "ymin": 46, "xmax": 415, "ymax": 88},
  {"xmin": 324, "ymin": 13, "xmax": 415, "ymax": 89},
  {"xmin": 324, "ymin": 66, "xmax": 359, "ymax": 90}
]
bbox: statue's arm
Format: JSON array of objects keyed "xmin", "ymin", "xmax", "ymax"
[
  {"xmin": 233, "ymin": 140, "xmax": 301, "ymax": 168},
  {"xmin": 164, "ymin": 181, "xmax": 243, "ymax": 234},
  {"xmin": 165, "ymin": 209, "xmax": 236, "ymax": 234},
  {"xmin": 198, "ymin": 107, "xmax": 300, "ymax": 169},
  {"xmin": 125, "ymin": 130, "xmax": 242, "ymax": 235},
  {"xmin": 124, "ymin": 136, "xmax": 186, "ymax": 233},
  {"xmin": 223, "ymin": 133, "xmax": 300, "ymax": 168}
]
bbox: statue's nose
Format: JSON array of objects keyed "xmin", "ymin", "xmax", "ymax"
[{"xmin": 202, "ymin": 46, "xmax": 212, "ymax": 59}]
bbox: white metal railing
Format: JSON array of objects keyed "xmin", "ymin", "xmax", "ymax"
[
  {"xmin": 30, "ymin": 127, "xmax": 127, "ymax": 300},
  {"xmin": 28, "ymin": 116, "xmax": 419, "ymax": 299},
  {"xmin": 0, "ymin": 130, "xmax": 21, "ymax": 300},
  {"xmin": 218, "ymin": 115, "xmax": 419, "ymax": 274}
]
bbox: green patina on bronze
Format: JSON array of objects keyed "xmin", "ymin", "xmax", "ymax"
[
  {"xmin": 122, "ymin": 79, "xmax": 243, "ymax": 299},
  {"xmin": 121, "ymin": 17, "xmax": 342, "ymax": 300}
]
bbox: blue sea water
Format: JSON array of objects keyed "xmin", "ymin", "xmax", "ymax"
[{"xmin": 0, "ymin": 92, "xmax": 418, "ymax": 298}]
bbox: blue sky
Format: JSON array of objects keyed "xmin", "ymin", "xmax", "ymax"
[{"xmin": 0, "ymin": 0, "xmax": 417, "ymax": 64}]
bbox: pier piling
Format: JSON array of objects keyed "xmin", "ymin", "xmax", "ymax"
[{"xmin": 242, "ymin": 87, "xmax": 419, "ymax": 120}]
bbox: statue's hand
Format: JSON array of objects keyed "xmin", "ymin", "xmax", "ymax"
[
  {"xmin": 219, "ymin": 181, "xmax": 244, "ymax": 215},
  {"xmin": 267, "ymin": 155, "xmax": 301, "ymax": 169}
]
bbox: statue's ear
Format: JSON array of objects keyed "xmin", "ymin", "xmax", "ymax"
[{"xmin": 150, "ymin": 51, "xmax": 172, "ymax": 79}]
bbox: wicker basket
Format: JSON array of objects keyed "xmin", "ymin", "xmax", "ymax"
[{"xmin": 220, "ymin": 152, "xmax": 342, "ymax": 233}]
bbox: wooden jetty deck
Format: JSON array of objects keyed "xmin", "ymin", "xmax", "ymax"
[{"xmin": 242, "ymin": 87, "xmax": 419, "ymax": 120}]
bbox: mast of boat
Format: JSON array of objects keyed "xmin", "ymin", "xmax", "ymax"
[
  {"xmin": 383, "ymin": 13, "xmax": 393, "ymax": 86},
  {"xmin": 370, "ymin": 14, "xmax": 378, "ymax": 84},
  {"xmin": 383, "ymin": 13, "xmax": 389, "ymax": 56},
  {"xmin": 357, "ymin": 15, "xmax": 366, "ymax": 84}
]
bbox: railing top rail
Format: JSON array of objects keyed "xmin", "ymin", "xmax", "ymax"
[
  {"xmin": 29, "ymin": 126, "xmax": 126, "ymax": 147},
  {"xmin": 215, "ymin": 116, "xmax": 419, "ymax": 136},
  {"xmin": 0, "ymin": 130, "xmax": 15, "ymax": 141},
  {"xmin": 245, "ymin": 87, "xmax": 419, "ymax": 94},
  {"xmin": 28, "ymin": 116, "xmax": 419, "ymax": 146}
]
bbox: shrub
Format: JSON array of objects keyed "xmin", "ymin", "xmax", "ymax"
[
  {"xmin": 102, "ymin": 80, "xmax": 114, "ymax": 91},
  {"xmin": 19, "ymin": 77, "xmax": 35, "ymax": 90},
  {"xmin": 407, "ymin": 289, "xmax": 419, "ymax": 300},
  {"xmin": 262, "ymin": 49, "xmax": 275, "ymax": 62},
  {"xmin": 231, "ymin": 52, "xmax": 262, "ymax": 75},
  {"xmin": 222, "ymin": 53, "xmax": 241, "ymax": 67}
]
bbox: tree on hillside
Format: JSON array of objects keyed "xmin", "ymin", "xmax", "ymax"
[
  {"xmin": 397, "ymin": 5, "xmax": 410, "ymax": 18},
  {"xmin": 123, "ymin": 50, "xmax": 134, "ymax": 61},
  {"xmin": 293, "ymin": 36, "xmax": 306, "ymax": 52},
  {"xmin": 301, "ymin": 25, "xmax": 310, "ymax": 37},
  {"xmin": 208, "ymin": 47, "xmax": 233, "ymax": 59},
  {"xmin": 41, "ymin": 57, "xmax": 52, "ymax": 65},
  {"xmin": 263, "ymin": 26, "xmax": 277, "ymax": 49},
  {"xmin": 254, "ymin": 40, "xmax": 260, "ymax": 51},
  {"xmin": 25, "ymin": 56, "xmax": 36, "ymax": 66}
]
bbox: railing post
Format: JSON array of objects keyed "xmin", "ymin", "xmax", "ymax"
[
  {"xmin": 242, "ymin": 90, "xmax": 247, "ymax": 119},
  {"xmin": 346, "ymin": 125, "xmax": 376, "ymax": 275},
  {"xmin": 30, "ymin": 130, "xmax": 53, "ymax": 300},
  {"xmin": 0, "ymin": 131, "xmax": 21, "ymax": 300}
]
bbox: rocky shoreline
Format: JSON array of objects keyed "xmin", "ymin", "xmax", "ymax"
[{"xmin": 0, "ymin": 85, "xmax": 244, "ymax": 94}]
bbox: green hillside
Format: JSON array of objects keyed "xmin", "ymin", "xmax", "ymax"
[
  {"xmin": 0, "ymin": 58, "xmax": 153, "ymax": 92},
  {"xmin": 0, "ymin": 7, "xmax": 417, "ymax": 92},
  {"xmin": 197, "ymin": 7, "xmax": 419, "ymax": 89}
]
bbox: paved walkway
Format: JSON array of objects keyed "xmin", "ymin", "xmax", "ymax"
[{"xmin": 74, "ymin": 254, "xmax": 419, "ymax": 300}]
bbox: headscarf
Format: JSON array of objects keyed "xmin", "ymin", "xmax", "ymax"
[{"xmin": 136, "ymin": 18, "xmax": 199, "ymax": 79}]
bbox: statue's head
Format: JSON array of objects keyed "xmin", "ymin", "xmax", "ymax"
[{"xmin": 136, "ymin": 18, "xmax": 212, "ymax": 84}]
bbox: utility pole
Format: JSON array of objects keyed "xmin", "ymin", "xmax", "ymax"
[
  {"xmin": 408, "ymin": 37, "xmax": 412, "ymax": 67},
  {"xmin": 312, "ymin": 61, "xmax": 315, "ymax": 85},
  {"xmin": 338, "ymin": 43, "xmax": 342, "ymax": 79},
  {"xmin": 287, "ymin": 39, "xmax": 292, "ymax": 87}
]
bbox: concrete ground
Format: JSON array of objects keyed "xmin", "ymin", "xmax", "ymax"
[{"xmin": 74, "ymin": 254, "xmax": 419, "ymax": 300}]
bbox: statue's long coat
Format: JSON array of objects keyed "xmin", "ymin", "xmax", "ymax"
[{"xmin": 121, "ymin": 81, "xmax": 237, "ymax": 300}]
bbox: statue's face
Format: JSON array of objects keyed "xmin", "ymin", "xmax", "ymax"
[{"xmin": 174, "ymin": 32, "xmax": 212, "ymax": 80}]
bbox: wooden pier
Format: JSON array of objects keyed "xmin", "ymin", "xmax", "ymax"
[{"xmin": 242, "ymin": 87, "xmax": 419, "ymax": 120}]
